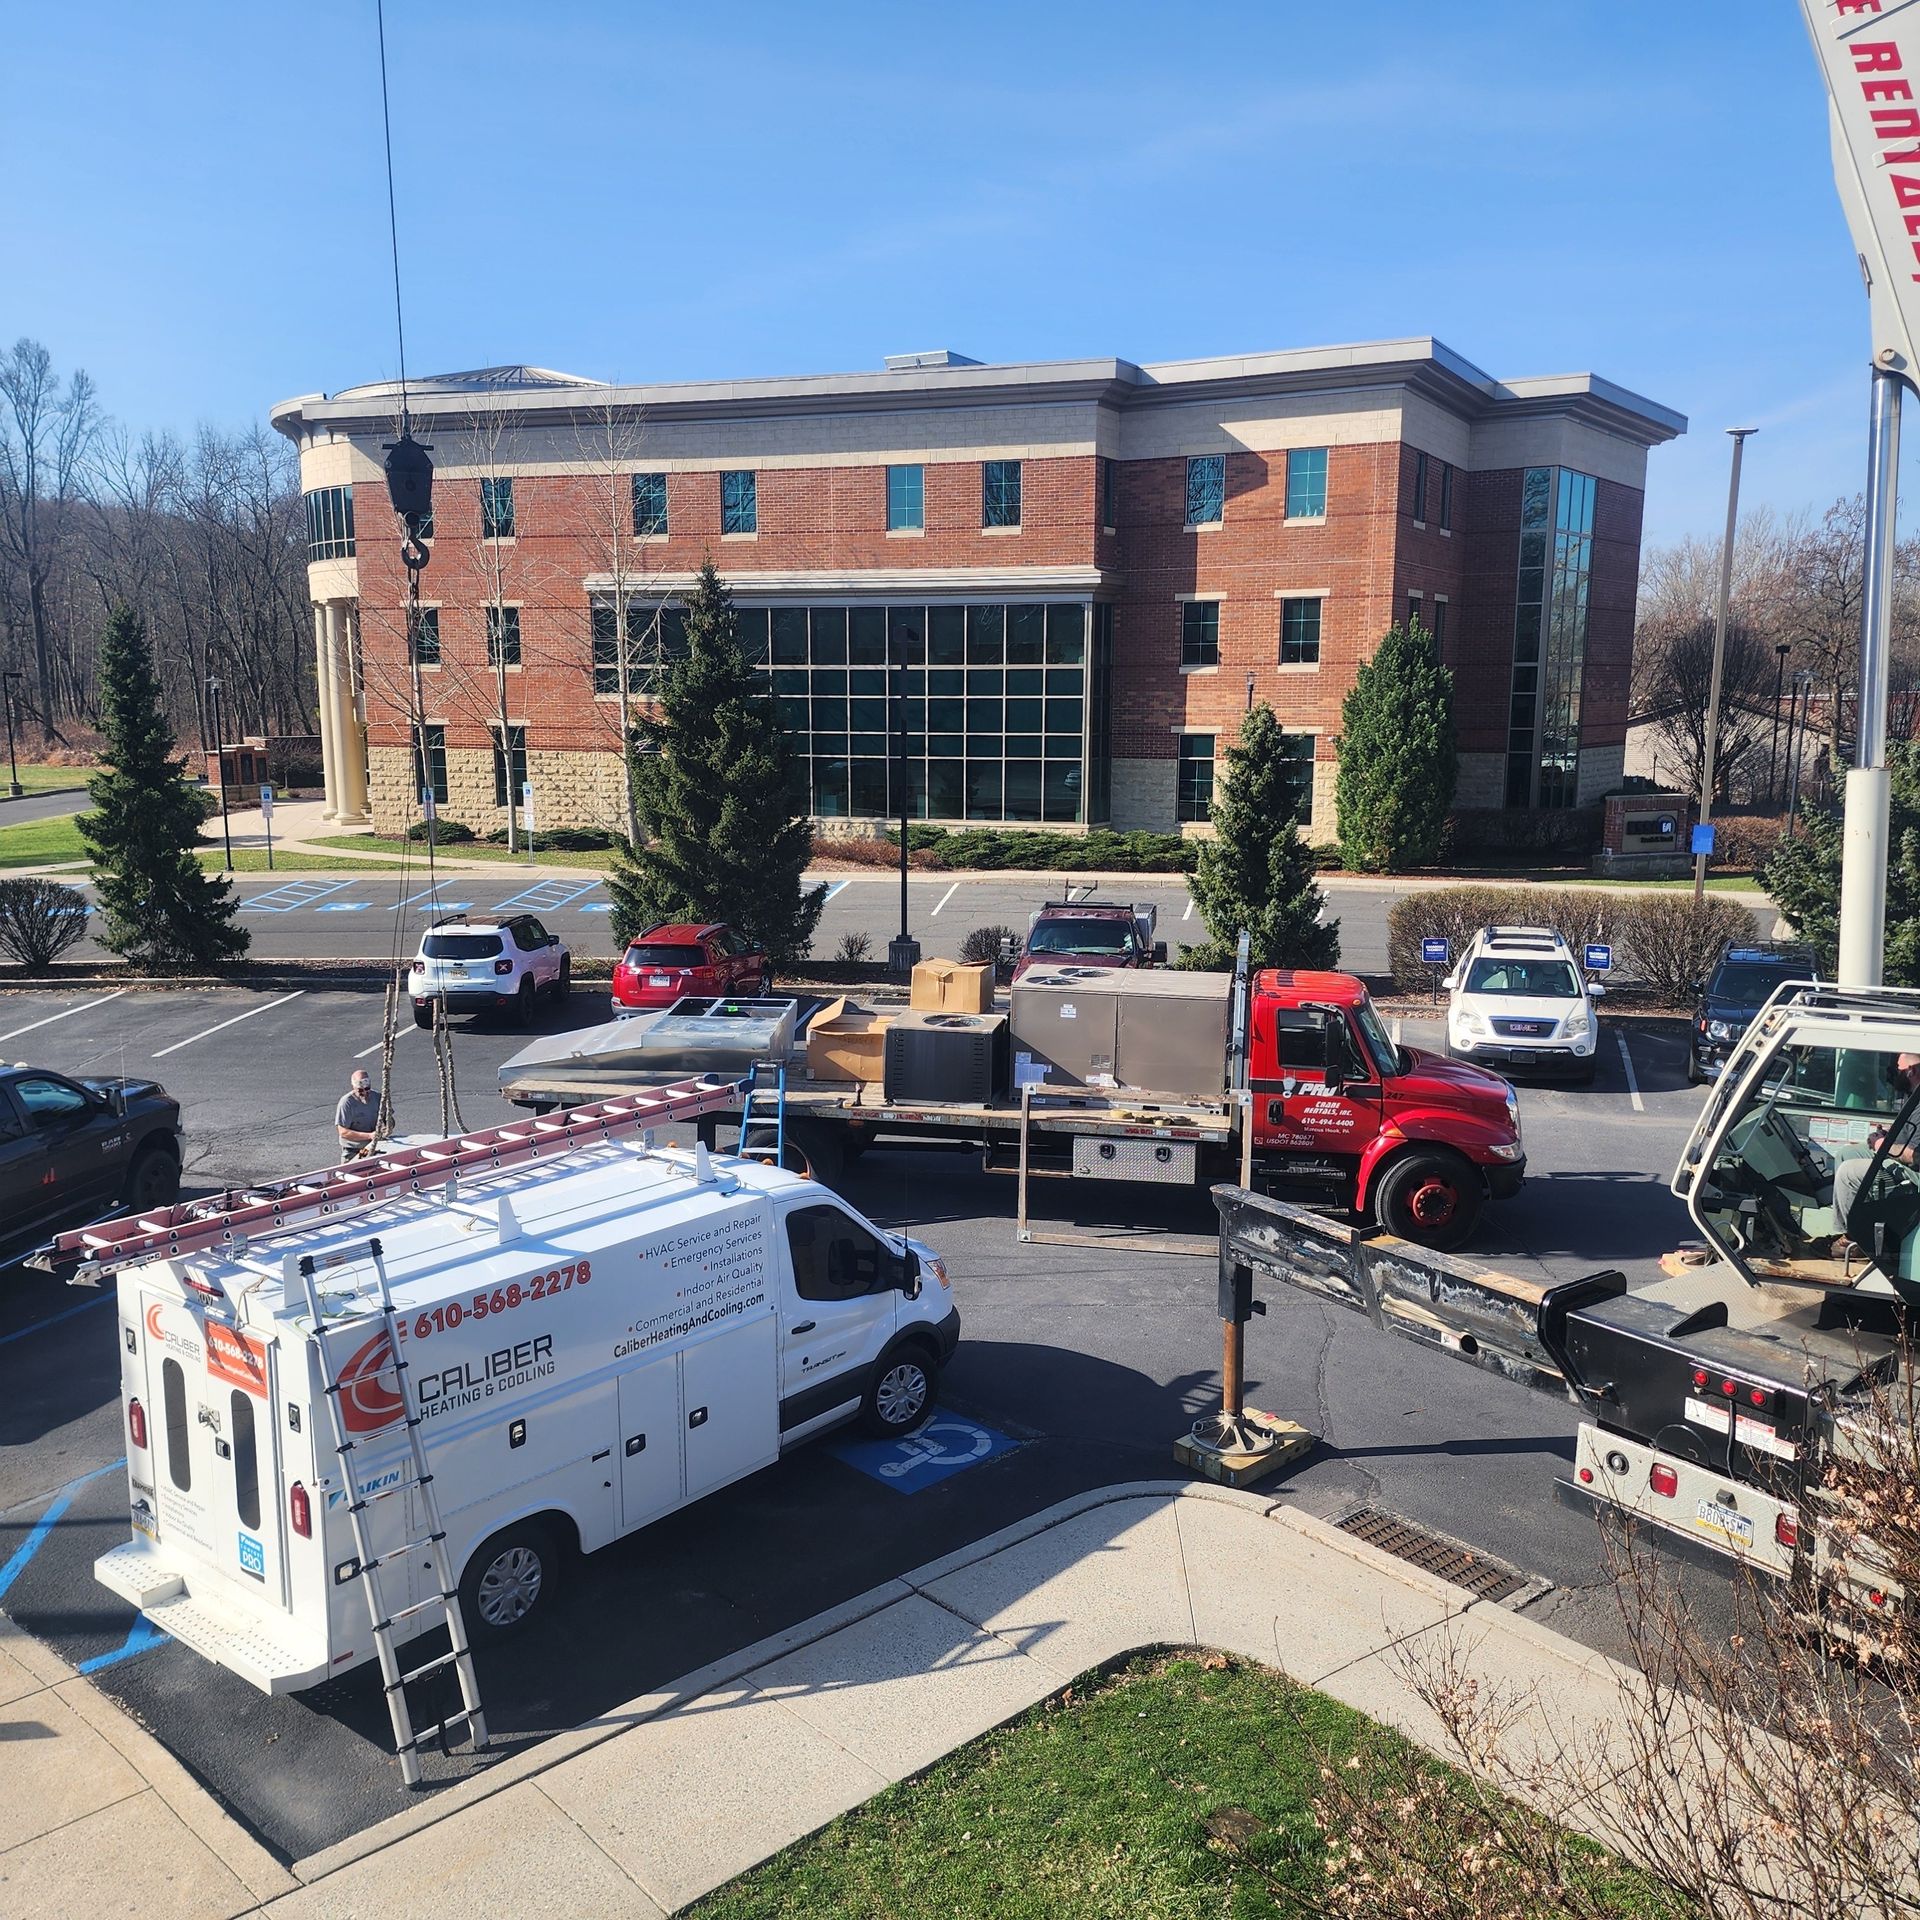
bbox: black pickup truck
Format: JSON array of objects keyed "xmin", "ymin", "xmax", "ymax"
[{"xmin": 1, "ymin": 1067, "xmax": 182, "ymax": 1261}]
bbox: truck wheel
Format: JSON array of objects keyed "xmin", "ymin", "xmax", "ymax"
[
  {"xmin": 861, "ymin": 1343, "xmax": 937, "ymax": 1436},
  {"xmin": 458, "ymin": 1522, "xmax": 559, "ymax": 1640},
  {"xmin": 782, "ymin": 1122, "xmax": 845, "ymax": 1185},
  {"xmin": 1372, "ymin": 1150, "xmax": 1482, "ymax": 1252},
  {"xmin": 123, "ymin": 1143, "xmax": 180, "ymax": 1210}
]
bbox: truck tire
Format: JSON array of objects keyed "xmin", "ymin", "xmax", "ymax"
[
  {"xmin": 1371, "ymin": 1149, "xmax": 1482, "ymax": 1253},
  {"xmin": 782, "ymin": 1121, "xmax": 845, "ymax": 1185},
  {"xmin": 458, "ymin": 1521, "xmax": 560, "ymax": 1640},
  {"xmin": 860, "ymin": 1342, "xmax": 938, "ymax": 1437},
  {"xmin": 123, "ymin": 1142, "xmax": 180, "ymax": 1210}
]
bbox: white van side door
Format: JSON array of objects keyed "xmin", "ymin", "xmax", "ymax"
[{"xmin": 774, "ymin": 1199, "xmax": 902, "ymax": 1440}]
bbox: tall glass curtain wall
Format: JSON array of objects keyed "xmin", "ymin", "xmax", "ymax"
[
  {"xmin": 738, "ymin": 601, "xmax": 1108, "ymax": 824},
  {"xmin": 1504, "ymin": 468, "xmax": 1596, "ymax": 809}
]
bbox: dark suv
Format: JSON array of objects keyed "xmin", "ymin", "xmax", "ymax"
[
  {"xmin": 2, "ymin": 1067, "xmax": 182, "ymax": 1262},
  {"xmin": 1688, "ymin": 944, "xmax": 1819, "ymax": 1085}
]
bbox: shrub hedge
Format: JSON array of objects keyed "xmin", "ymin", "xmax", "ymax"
[
  {"xmin": 403, "ymin": 818, "xmax": 476, "ymax": 845},
  {"xmin": 1385, "ymin": 886, "xmax": 1759, "ymax": 1003},
  {"xmin": 890, "ymin": 826, "xmax": 1197, "ymax": 873}
]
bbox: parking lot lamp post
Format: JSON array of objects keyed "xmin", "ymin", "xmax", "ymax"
[
  {"xmin": 1694, "ymin": 426, "xmax": 1758, "ymax": 906},
  {"xmin": 207, "ymin": 676, "xmax": 233, "ymax": 872},
  {"xmin": 888, "ymin": 630, "xmax": 920, "ymax": 977},
  {"xmin": 1767, "ymin": 642, "xmax": 1792, "ymax": 807},
  {"xmin": 1, "ymin": 671, "xmax": 20, "ymax": 798}
]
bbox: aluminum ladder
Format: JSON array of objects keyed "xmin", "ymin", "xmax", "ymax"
[
  {"xmin": 296, "ymin": 1236, "xmax": 487, "ymax": 1787},
  {"xmin": 736, "ymin": 1061, "xmax": 788, "ymax": 1168}
]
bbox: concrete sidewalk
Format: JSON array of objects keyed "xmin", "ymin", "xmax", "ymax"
[{"xmin": 1, "ymin": 1481, "xmax": 1649, "ymax": 1920}]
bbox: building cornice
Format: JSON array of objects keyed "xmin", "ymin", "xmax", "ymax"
[{"xmin": 580, "ymin": 565, "xmax": 1117, "ymax": 599}]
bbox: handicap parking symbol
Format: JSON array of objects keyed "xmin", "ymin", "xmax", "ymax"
[{"xmin": 828, "ymin": 1414, "xmax": 1018, "ymax": 1493}]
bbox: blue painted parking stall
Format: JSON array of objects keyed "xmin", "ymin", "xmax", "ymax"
[
  {"xmin": 490, "ymin": 877, "xmax": 605, "ymax": 915},
  {"xmin": 828, "ymin": 1415, "xmax": 1019, "ymax": 1492},
  {"xmin": 239, "ymin": 877, "xmax": 360, "ymax": 913}
]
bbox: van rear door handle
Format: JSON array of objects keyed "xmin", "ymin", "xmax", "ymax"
[
  {"xmin": 791, "ymin": 1321, "xmax": 816, "ymax": 1335},
  {"xmin": 591, "ymin": 1449, "xmax": 611, "ymax": 1462}
]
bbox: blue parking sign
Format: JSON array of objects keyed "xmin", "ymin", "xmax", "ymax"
[
  {"xmin": 1690, "ymin": 823, "xmax": 1715, "ymax": 856},
  {"xmin": 1421, "ymin": 936, "xmax": 1449, "ymax": 968},
  {"xmin": 1584, "ymin": 943, "xmax": 1613, "ymax": 972}
]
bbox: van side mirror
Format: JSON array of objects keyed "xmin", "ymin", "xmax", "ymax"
[
  {"xmin": 1589, "ymin": 982, "xmax": 1607, "ymax": 1000},
  {"xmin": 898, "ymin": 1247, "xmax": 921, "ymax": 1298}
]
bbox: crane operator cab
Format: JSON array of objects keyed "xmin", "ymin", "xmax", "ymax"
[{"xmin": 1674, "ymin": 982, "xmax": 1920, "ymax": 1308}]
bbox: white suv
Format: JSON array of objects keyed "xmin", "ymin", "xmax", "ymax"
[
  {"xmin": 1446, "ymin": 926, "xmax": 1604, "ymax": 1084},
  {"xmin": 409, "ymin": 915, "xmax": 571, "ymax": 1027}
]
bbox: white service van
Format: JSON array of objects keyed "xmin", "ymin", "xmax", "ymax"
[{"xmin": 93, "ymin": 1133, "xmax": 958, "ymax": 1693}]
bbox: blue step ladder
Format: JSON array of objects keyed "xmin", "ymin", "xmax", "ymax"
[{"xmin": 736, "ymin": 1062, "xmax": 788, "ymax": 1168}]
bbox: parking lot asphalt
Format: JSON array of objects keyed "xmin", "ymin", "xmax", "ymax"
[
  {"xmin": 31, "ymin": 867, "xmax": 1420, "ymax": 974},
  {"xmin": 0, "ymin": 983, "xmax": 1705, "ymax": 1862}
]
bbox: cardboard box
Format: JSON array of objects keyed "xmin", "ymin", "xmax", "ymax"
[
  {"xmin": 806, "ymin": 997, "xmax": 895, "ymax": 1082},
  {"xmin": 910, "ymin": 958, "xmax": 994, "ymax": 1013}
]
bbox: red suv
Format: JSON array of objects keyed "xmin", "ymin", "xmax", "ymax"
[{"xmin": 612, "ymin": 923, "xmax": 771, "ymax": 1012}]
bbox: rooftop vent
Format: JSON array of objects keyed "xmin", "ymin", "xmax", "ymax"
[{"xmin": 884, "ymin": 350, "xmax": 982, "ymax": 372}]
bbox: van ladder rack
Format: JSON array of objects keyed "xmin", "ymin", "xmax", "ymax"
[{"xmin": 47, "ymin": 1075, "xmax": 747, "ymax": 1284}]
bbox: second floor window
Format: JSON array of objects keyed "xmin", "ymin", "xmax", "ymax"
[
  {"xmin": 409, "ymin": 605, "xmax": 441, "ymax": 667},
  {"xmin": 887, "ymin": 464, "xmax": 924, "ymax": 532},
  {"xmin": 1411, "ymin": 450, "xmax": 1430, "ymax": 523},
  {"xmin": 481, "ymin": 475, "xmax": 515, "ymax": 539},
  {"xmin": 632, "ymin": 471, "xmax": 668, "ymax": 536},
  {"xmin": 1181, "ymin": 601, "xmax": 1220, "ymax": 670},
  {"xmin": 1185, "ymin": 454, "xmax": 1225, "ymax": 527},
  {"xmin": 1286, "ymin": 447, "xmax": 1327, "ymax": 519},
  {"xmin": 487, "ymin": 605, "xmax": 522, "ymax": 667},
  {"xmin": 1438, "ymin": 460, "xmax": 1454, "ymax": 531},
  {"xmin": 1280, "ymin": 597, "xmax": 1322, "ymax": 665},
  {"xmin": 1101, "ymin": 456, "xmax": 1119, "ymax": 531},
  {"xmin": 721, "ymin": 469, "xmax": 757, "ymax": 534},
  {"xmin": 983, "ymin": 459, "xmax": 1022, "ymax": 528},
  {"xmin": 303, "ymin": 486, "xmax": 355, "ymax": 560}
]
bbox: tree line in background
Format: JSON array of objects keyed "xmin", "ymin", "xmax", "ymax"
[{"xmin": 0, "ymin": 336, "xmax": 311, "ymax": 754}]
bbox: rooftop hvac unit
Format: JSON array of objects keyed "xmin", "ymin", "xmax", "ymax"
[{"xmin": 882, "ymin": 1010, "xmax": 1009, "ymax": 1104}]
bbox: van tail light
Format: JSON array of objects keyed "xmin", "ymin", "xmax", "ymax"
[
  {"xmin": 290, "ymin": 1482, "xmax": 312, "ymax": 1538},
  {"xmin": 1775, "ymin": 1512, "xmax": 1799, "ymax": 1550},
  {"xmin": 494, "ymin": 957, "xmax": 513, "ymax": 976},
  {"xmin": 1649, "ymin": 1463, "xmax": 1678, "ymax": 1498},
  {"xmin": 128, "ymin": 1397, "xmax": 148, "ymax": 1450},
  {"xmin": 410, "ymin": 959, "xmax": 425, "ymax": 973}
]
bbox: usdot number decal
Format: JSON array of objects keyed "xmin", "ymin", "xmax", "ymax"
[{"xmin": 407, "ymin": 1260, "xmax": 592, "ymax": 1340}]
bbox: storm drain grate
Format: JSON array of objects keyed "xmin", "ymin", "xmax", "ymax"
[{"xmin": 1333, "ymin": 1508, "xmax": 1528, "ymax": 1604}]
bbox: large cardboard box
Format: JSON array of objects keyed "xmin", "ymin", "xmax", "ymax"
[
  {"xmin": 910, "ymin": 958, "xmax": 994, "ymax": 1014},
  {"xmin": 1009, "ymin": 967, "xmax": 1231, "ymax": 1097},
  {"xmin": 806, "ymin": 998, "xmax": 895, "ymax": 1082}
]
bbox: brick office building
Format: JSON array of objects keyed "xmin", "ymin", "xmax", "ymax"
[{"xmin": 270, "ymin": 341, "xmax": 1683, "ymax": 841}]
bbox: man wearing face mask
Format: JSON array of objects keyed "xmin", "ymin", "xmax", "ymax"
[
  {"xmin": 335, "ymin": 1068, "xmax": 384, "ymax": 1161},
  {"xmin": 1831, "ymin": 1051, "xmax": 1920, "ymax": 1250}
]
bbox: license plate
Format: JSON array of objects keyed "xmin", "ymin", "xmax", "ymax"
[
  {"xmin": 649, "ymin": 973, "xmax": 673, "ymax": 987},
  {"xmin": 1694, "ymin": 1498, "xmax": 1754, "ymax": 1546},
  {"xmin": 451, "ymin": 964, "xmax": 470, "ymax": 979},
  {"xmin": 1509, "ymin": 1049, "xmax": 1536, "ymax": 1067}
]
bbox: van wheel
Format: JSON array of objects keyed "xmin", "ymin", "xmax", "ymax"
[
  {"xmin": 861, "ymin": 1345, "xmax": 937, "ymax": 1437},
  {"xmin": 1372, "ymin": 1150, "xmax": 1482, "ymax": 1253},
  {"xmin": 123, "ymin": 1143, "xmax": 180, "ymax": 1210},
  {"xmin": 458, "ymin": 1523, "xmax": 559, "ymax": 1640}
]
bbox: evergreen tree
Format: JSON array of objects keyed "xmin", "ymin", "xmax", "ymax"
[
  {"xmin": 1763, "ymin": 744, "xmax": 1920, "ymax": 984},
  {"xmin": 1183, "ymin": 703, "xmax": 1339, "ymax": 971},
  {"xmin": 79, "ymin": 606, "xmax": 246, "ymax": 969},
  {"xmin": 607, "ymin": 560, "xmax": 826, "ymax": 961},
  {"xmin": 1334, "ymin": 618, "xmax": 1457, "ymax": 872}
]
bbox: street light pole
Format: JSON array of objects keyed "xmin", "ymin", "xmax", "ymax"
[
  {"xmin": 1694, "ymin": 426, "xmax": 1758, "ymax": 906},
  {"xmin": 1785, "ymin": 671, "xmax": 1814, "ymax": 837},
  {"xmin": 887, "ymin": 629, "xmax": 921, "ymax": 978},
  {"xmin": 207, "ymin": 676, "xmax": 233, "ymax": 872},
  {"xmin": 1, "ymin": 672, "xmax": 21, "ymax": 799},
  {"xmin": 1766, "ymin": 641, "xmax": 1791, "ymax": 809}
]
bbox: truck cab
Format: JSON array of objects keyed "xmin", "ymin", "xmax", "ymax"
[
  {"xmin": 1248, "ymin": 969, "xmax": 1525, "ymax": 1250},
  {"xmin": 1013, "ymin": 901, "xmax": 1164, "ymax": 980}
]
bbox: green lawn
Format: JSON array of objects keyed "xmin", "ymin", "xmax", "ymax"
[
  {"xmin": 195, "ymin": 849, "xmax": 388, "ymax": 873},
  {"xmin": 312, "ymin": 832, "xmax": 613, "ymax": 870},
  {"xmin": 689, "ymin": 1654, "xmax": 1687, "ymax": 1920},
  {"xmin": 0, "ymin": 813, "xmax": 88, "ymax": 866},
  {"xmin": 0, "ymin": 763, "xmax": 92, "ymax": 797}
]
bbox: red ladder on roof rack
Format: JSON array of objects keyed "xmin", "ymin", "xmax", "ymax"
[{"xmin": 46, "ymin": 1074, "xmax": 746, "ymax": 1283}]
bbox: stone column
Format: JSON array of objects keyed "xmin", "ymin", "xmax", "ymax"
[
  {"xmin": 328, "ymin": 601, "xmax": 370, "ymax": 827},
  {"xmin": 314, "ymin": 605, "xmax": 341, "ymax": 822}
]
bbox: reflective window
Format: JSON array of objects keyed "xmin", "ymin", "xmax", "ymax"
[
  {"xmin": 231, "ymin": 1391, "xmax": 261, "ymax": 1535},
  {"xmin": 1439, "ymin": 461, "xmax": 1454, "ymax": 531},
  {"xmin": 721, "ymin": 470, "xmax": 757, "ymax": 535},
  {"xmin": 1177, "ymin": 734, "xmax": 1214, "ymax": 823},
  {"xmin": 480, "ymin": 476, "xmax": 515, "ymax": 539},
  {"xmin": 163, "ymin": 1357, "xmax": 190, "ymax": 1492},
  {"xmin": 982, "ymin": 460, "xmax": 1022, "ymax": 528},
  {"xmin": 1181, "ymin": 602, "xmax": 1220, "ymax": 670},
  {"xmin": 1101, "ymin": 457, "xmax": 1119, "ymax": 531},
  {"xmin": 15, "ymin": 1077, "xmax": 88, "ymax": 1126},
  {"xmin": 1185, "ymin": 454, "xmax": 1225, "ymax": 527},
  {"xmin": 886, "ymin": 465, "xmax": 924, "ymax": 532},
  {"xmin": 303, "ymin": 486, "xmax": 355, "ymax": 560},
  {"xmin": 410, "ymin": 606, "xmax": 441, "ymax": 667},
  {"xmin": 1506, "ymin": 467, "xmax": 1595, "ymax": 809},
  {"xmin": 1280, "ymin": 598, "xmax": 1321, "ymax": 665},
  {"xmin": 1411, "ymin": 449, "xmax": 1430, "ymax": 522},
  {"xmin": 591, "ymin": 601, "xmax": 659, "ymax": 697},
  {"xmin": 786, "ymin": 1203, "xmax": 895, "ymax": 1301},
  {"xmin": 632, "ymin": 472, "xmax": 669, "ymax": 536},
  {"xmin": 412, "ymin": 724, "xmax": 447, "ymax": 805},
  {"xmin": 1431, "ymin": 598, "xmax": 1448, "ymax": 649},
  {"xmin": 492, "ymin": 725, "xmax": 528, "ymax": 808},
  {"xmin": 1286, "ymin": 447, "xmax": 1327, "ymax": 519},
  {"xmin": 1279, "ymin": 733, "xmax": 1316, "ymax": 824},
  {"xmin": 486, "ymin": 604, "xmax": 522, "ymax": 667}
]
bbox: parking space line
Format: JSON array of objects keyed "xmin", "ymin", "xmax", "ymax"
[
  {"xmin": 929, "ymin": 882, "xmax": 959, "ymax": 916},
  {"xmin": 1182, "ymin": 896, "xmax": 1195, "ymax": 921},
  {"xmin": 823, "ymin": 880, "xmax": 851, "ymax": 902},
  {"xmin": 239, "ymin": 878, "xmax": 355, "ymax": 914},
  {"xmin": 0, "ymin": 988, "xmax": 127, "ymax": 1042},
  {"xmin": 77, "ymin": 1615, "xmax": 169, "ymax": 1674},
  {"xmin": 0, "ymin": 1458, "xmax": 125, "ymax": 1603},
  {"xmin": 153, "ymin": 990, "xmax": 305, "ymax": 1059},
  {"xmin": 354, "ymin": 1025, "xmax": 414, "ymax": 1062},
  {"xmin": 491, "ymin": 877, "xmax": 602, "ymax": 914},
  {"xmin": 1616, "ymin": 1030, "xmax": 1645, "ymax": 1112}
]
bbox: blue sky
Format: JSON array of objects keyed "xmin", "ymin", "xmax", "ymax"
[{"xmin": 1, "ymin": 1, "xmax": 1900, "ymax": 546}]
